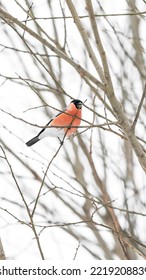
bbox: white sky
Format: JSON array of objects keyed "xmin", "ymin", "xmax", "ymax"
[{"xmin": 0, "ymin": 0, "xmax": 146, "ymax": 260}]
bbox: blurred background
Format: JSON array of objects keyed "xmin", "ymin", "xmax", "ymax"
[{"xmin": 0, "ymin": 0, "xmax": 146, "ymax": 260}]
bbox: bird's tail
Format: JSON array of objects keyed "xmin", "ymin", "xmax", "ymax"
[{"xmin": 26, "ymin": 136, "xmax": 40, "ymax": 147}]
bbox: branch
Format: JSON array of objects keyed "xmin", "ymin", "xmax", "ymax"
[
  {"xmin": 66, "ymin": 0, "xmax": 104, "ymax": 82},
  {"xmin": 85, "ymin": 0, "xmax": 146, "ymax": 172},
  {"xmin": 132, "ymin": 84, "xmax": 146, "ymax": 132},
  {"xmin": 0, "ymin": 7, "xmax": 104, "ymax": 91},
  {"xmin": 21, "ymin": 11, "xmax": 146, "ymax": 21},
  {"xmin": 0, "ymin": 146, "xmax": 45, "ymax": 260}
]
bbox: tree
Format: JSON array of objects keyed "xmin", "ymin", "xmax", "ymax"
[{"xmin": 0, "ymin": 0, "xmax": 146, "ymax": 260}]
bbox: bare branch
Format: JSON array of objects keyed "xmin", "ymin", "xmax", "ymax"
[
  {"xmin": 0, "ymin": 7, "xmax": 105, "ymax": 91},
  {"xmin": 132, "ymin": 84, "xmax": 146, "ymax": 131}
]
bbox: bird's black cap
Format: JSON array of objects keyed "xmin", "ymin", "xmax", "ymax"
[{"xmin": 71, "ymin": 99, "xmax": 83, "ymax": 109}]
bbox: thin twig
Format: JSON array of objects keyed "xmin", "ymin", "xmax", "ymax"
[
  {"xmin": 132, "ymin": 84, "xmax": 146, "ymax": 132},
  {"xmin": 0, "ymin": 7, "xmax": 105, "ymax": 91},
  {"xmin": 0, "ymin": 146, "xmax": 45, "ymax": 260},
  {"xmin": 73, "ymin": 241, "xmax": 81, "ymax": 260},
  {"xmin": 21, "ymin": 11, "xmax": 146, "ymax": 21},
  {"xmin": 22, "ymin": 3, "xmax": 33, "ymax": 38},
  {"xmin": 66, "ymin": 0, "xmax": 104, "ymax": 82},
  {"xmin": 31, "ymin": 140, "xmax": 64, "ymax": 217}
]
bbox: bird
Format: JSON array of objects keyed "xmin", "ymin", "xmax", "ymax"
[{"xmin": 26, "ymin": 99, "xmax": 83, "ymax": 146}]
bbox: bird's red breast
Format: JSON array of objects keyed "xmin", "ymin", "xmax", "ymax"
[{"xmin": 49, "ymin": 102, "xmax": 82, "ymax": 136}]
